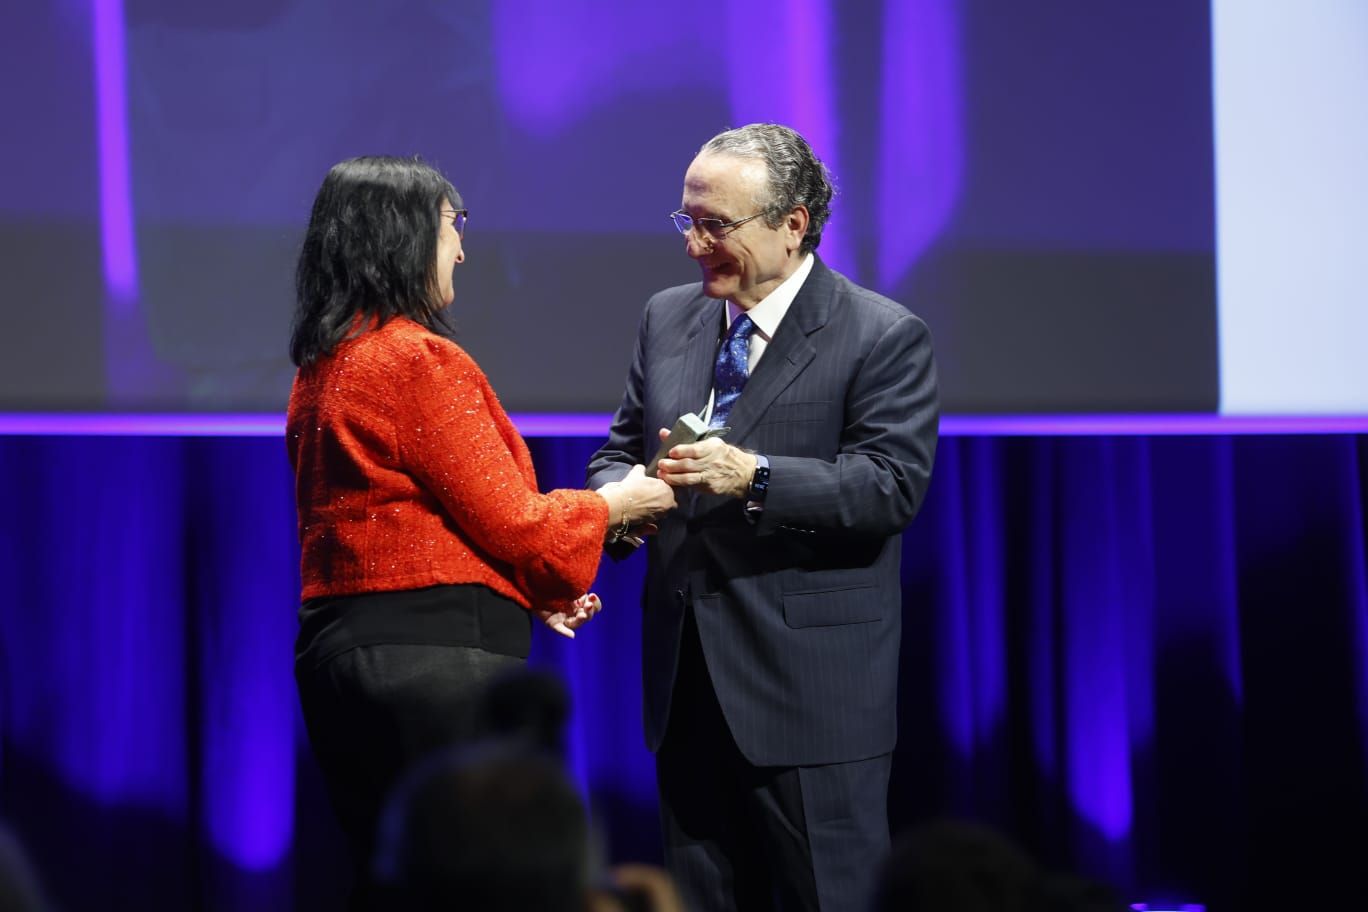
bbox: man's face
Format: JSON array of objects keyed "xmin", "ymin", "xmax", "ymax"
[{"xmin": 680, "ymin": 153, "xmax": 803, "ymax": 309}]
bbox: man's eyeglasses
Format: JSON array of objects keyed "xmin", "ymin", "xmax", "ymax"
[
  {"xmin": 669, "ymin": 208, "xmax": 771, "ymax": 240},
  {"xmin": 441, "ymin": 208, "xmax": 468, "ymax": 237}
]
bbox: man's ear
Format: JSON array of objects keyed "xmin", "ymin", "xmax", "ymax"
[{"xmin": 786, "ymin": 205, "xmax": 810, "ymax": 251}]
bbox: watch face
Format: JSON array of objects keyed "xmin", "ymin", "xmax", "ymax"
[
  {"xmin": 748, "ymin": 455, "xmax": 769, "ymax": 507},
  {"xmin": 749, "ymin": 470, "xmax": 769, "ymax": 498}
]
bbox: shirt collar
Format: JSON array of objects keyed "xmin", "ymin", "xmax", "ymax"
[{"xmin": 726, "ymin": 253, "xmax": 814, "ymax": 340}]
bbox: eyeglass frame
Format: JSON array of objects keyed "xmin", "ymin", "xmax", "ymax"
[
  {"xmin": 440, "ymin": 208, "xmax": 469, "ymax": 238},
  {"xmin": 669, "ymin": 207, "xmax": 775, "ymax": 240}
]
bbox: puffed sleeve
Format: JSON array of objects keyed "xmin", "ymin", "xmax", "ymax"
[{"xmin": 398, "ymin": 342, "xmax": 608, "ymax": 605}]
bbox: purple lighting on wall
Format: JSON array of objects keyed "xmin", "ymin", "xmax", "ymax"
[
  {"xmin": 878, "ymin": 0, "xmax": 963, "ymax": 289},
  {"xmin": 92, "ymin": 0, "xmax": 137, "ymax": 308},
  {"xmin": 1341, "ymin": 443, "xmax": 1368, "ymax": 763},
  {"xmin": 726, "ymin": 0, "xmax": 854, "ymax": 275},
  {"xmin": 936, "ymin": 440, "xmax": 1008, "ymax": 758},
  {"xmin": 1060, "ymin": 443, "xmax": 1135, "ymax": 849},
  {"xmin": 492, "ymin": 6, "xmax": 691, "ymax": 139},
  {"xmin": 29, "ymin": 441, "xmax": 190, "ymax": 812},
  {"xmin": 4, "ymin": 413, "xmax": 1368, "ymax": 439},
  {"xmin": 196, "ymin": 443, "xmax": 298, "ymax": 871},
  {"xmin": 782, "ymin": 0, "xmax": 830, "ymax": 138}
]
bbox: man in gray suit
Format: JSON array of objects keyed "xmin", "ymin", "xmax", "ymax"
[{"xmin": 586, "ymin": 123, "xmax": 939, "ymax": 911}]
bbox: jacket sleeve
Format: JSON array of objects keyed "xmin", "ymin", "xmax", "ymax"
[
  {"xmin": 400, "ymin": 346, "xmax": 609, "ymax": 604},
  {"xmin": 756, "ymin": 312, "xmax": 939, "ymax": 538}
]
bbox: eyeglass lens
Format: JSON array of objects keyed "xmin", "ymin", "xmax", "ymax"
[{"xmin": 671, "ymin": 212, "xmax": 723, "ymax": 237}]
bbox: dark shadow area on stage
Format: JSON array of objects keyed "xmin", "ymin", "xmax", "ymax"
[
  {"xmin": 891, "ymin": 434, "xmax": 1368, "ymax": 910},
  {"xmin": 589, "ymin": 787, "xmax": 665, "ymax": 869},
  {"xmin": 1, "ymin": 743, "xmax": 270, "ymax": 910},
  {"xmin": 1, "ymin": 433, "xmax": 1366, "ymax": 910}
]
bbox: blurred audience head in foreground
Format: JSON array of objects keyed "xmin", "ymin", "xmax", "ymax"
[
  {"xmin": 373, "ymin": 739, "xmax": 589, "ymax": 911},
  {"xmin": 372, "ymin": 667, "xmax": 685, "ymax": 912},
  {"xmin": 873, "ymin": 818, "xmax": 1124, "ymax": 912}
]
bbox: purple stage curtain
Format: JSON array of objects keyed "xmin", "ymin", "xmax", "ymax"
[{"xmin": 0, "ymin": 432, "xmax": 1364, "ymax": 909}]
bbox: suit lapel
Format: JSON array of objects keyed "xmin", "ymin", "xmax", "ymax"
[
  {"xmin": 723, "ymin": 258, "xmax": 833, "ymax": 444},
  {"xmin": 675, "ymin": 295, "xmax": 725, "ymax": 421}
]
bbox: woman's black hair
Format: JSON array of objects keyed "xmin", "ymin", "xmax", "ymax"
[{"xmin": 290, "ymin": 155, "xmax": 461, "ymax": 367}]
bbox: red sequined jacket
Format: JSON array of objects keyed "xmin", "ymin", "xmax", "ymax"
[{"xmin": 286, "ymin": 317, "xmax": 608, "ymax": 613}]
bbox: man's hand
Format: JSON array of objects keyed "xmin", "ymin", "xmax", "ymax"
[{"xmin": 655, "ymin": 428, "xmax": 756, "ymax": 498}]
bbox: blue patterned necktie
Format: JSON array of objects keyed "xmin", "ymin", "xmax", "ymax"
[{"xmin": 710, "ymin": 313, "xmax": 755, "ymax": 428}]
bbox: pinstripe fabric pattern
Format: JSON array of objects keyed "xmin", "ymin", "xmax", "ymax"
[
  {"xmin": 657, "ymin": 608, "xmax": 895, "ymax": 911},
  {"xmin": 588, "ymin": 256, "xmax": 939, "ymax": 766},
  {"xmin": 589, "ymin": 256, "xmax": 937, "ymax": 908}
]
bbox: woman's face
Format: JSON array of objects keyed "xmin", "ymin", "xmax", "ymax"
[{"xmin": 433, "ymin": 198, "xmax": 465, "ymax": 307}]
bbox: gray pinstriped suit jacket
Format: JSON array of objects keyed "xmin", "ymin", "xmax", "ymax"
[{"xmin": 587, "ymin": 257, "xmax": 939, "ymax": 767}]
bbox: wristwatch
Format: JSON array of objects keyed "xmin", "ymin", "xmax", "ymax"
[{"xmin": 744, "ymin": 453, "xmax": 770, "ymax": 520}]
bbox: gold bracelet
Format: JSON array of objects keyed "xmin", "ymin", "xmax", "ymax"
[{"xmin": 613, "ymin": 494, "xmax": 634, "ymax": 542}]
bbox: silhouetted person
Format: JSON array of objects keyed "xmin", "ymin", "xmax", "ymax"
[
  {"xmin": 874, "ymin": 819, "xmax": 1041, "ymax": 912},
  {"xmin": 1035, "ymin": 873, "xmax": 1125, "ymax": 912},
  {"xmin": 586, "ymin": 863, "xmax": 687, "ymax": 912},
  {"xmin": 371, "ymin": 742, "xmax": 590, "ymax": 912},
  {"xmin": 873, "ymin": 819, "xmax": 1124, "ymax": 912},
  {"xmin": 476, "ymin": 665, "xmax": 573, "ymax": 760},
  {"xmin": 0, "ymin": 823, "xmax": 47, "ymax": 912}
]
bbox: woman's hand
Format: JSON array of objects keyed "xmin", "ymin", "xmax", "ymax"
[
  {"xmin": 535, "ymin": 592, "xmax": 602, "ymax": 639},
  {"xmin": 600, "ymin": 464, "xmax": 677, "ymax": 530}
]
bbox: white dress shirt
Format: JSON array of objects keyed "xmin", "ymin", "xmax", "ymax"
[{"xmin": 702, "ymin": 253, "xmax": 814, "ymax": 423}]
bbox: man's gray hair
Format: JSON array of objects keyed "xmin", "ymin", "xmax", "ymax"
[{"xmin": 699, "ymin": 123, "xmax": 835, "ymax": 255}]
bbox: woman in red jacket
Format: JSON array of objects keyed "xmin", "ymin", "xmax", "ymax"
[{"xmin": 287, "ymin": 155, "xmax": 673, "ymax": 907}]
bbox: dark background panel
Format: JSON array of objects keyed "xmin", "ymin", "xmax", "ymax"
[
  {"xmin": 1, "ymin": 0, "xmax": 1217, "ymax": 414},
  {"xmin": 910, "ymin": 249, "xmax": 1218, "ymax": 413}
]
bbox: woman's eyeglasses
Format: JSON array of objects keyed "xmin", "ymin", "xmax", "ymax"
[{"xmin": 441, "ymin": 208, "xmax": 468, "ymax": 238}]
